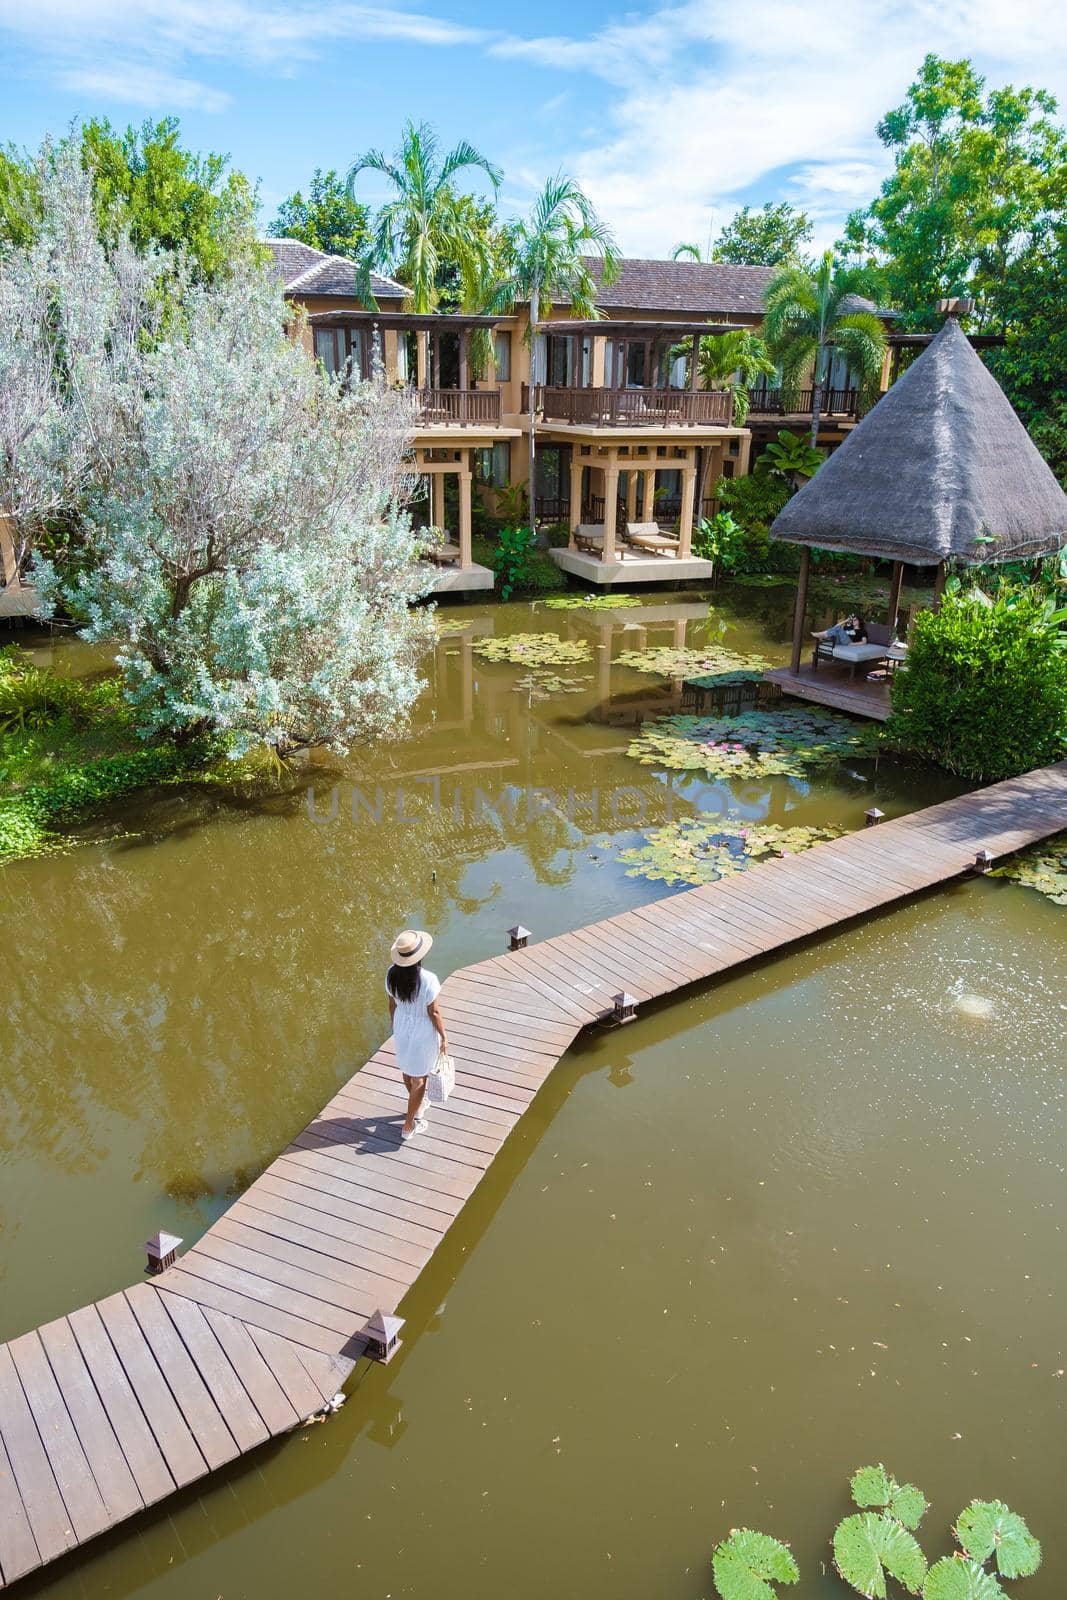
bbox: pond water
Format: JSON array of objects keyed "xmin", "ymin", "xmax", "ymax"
[{"xmin": 1, "ymin": 583, "xmax": 1064, "ymax": 1599}]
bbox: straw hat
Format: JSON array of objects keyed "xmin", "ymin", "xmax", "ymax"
[{"xmin": 390, "ymin": 929, "xmax": 433, "ymax": 967}]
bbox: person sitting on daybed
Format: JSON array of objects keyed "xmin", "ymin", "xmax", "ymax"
[{"xmin": 813, "ymin": 613, "xmax": 867, "ymax": 647}]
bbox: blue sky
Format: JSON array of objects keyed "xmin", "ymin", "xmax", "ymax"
[{"xmin": 1, "ymin": 0, "xmax": 1064, "ymax": 256}]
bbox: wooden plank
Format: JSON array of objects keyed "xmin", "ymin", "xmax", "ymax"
[
  {"xmin": 36, "ymin": 1318, "xmax": 142, "ymax": 1527},
  {"xmin": 0, "ymin": 1427, "xmax": 40, "ymax": 1586},
  {"xmin": 94, "ymin": 1293, "xmax": 206, "ymax": 1489},
  {"xmin": 245, "ymin": 1327, "xmax": 335, "ymax": 1418},
  {"xmin": 197, "ymin": 1308, "xmax": 300, "ymax": 1436},
  {"xmin": 124, "ymin": 1286, "xmax": 238, "ymax": 1471},
  {"xmin": 155, "ymin": 1293, "xmax": 269, "ymax": 1454},
  {"xmin": 230, "ymin": 1194, "xmax": 419, "ymax": 1288},
  {"xmin": 268, "ymin": 1158, "xmax": 448, "ymax": 1246},
  {"xmin": 209, "ymin": 1216, "xmax": 407, "ymax": 1313},
  {"xmin": 287, "ymin": 1131, "xmax": 471, "ymax": 1214},
  {"xmin": 67, "ymin": 1305, "xmax": 174, "ymax": 1507},
  {"xmin": 7, "ymin": 1331, "xmax": 110, "ymax": 1543},
  {"xmin": 172, "ymin": 1246, "xmax": 370, "ymax": 1341},
  {"xmin": 0, "ymin": 1341, "xmax": 76, "ymax": 1562},
  {"xmin": 252, "ymin": 1170, "xmax": 438, "ymax": 1262},
  {"xmin": 159, "ymin": 1268, "xmax": 354, "ymax": 1359},
  {"xmin": 314, "ymin": 1101, "xmax": 496, "ymax": 1169},
  {"xmin": 329, "ymin": 1080, "xmax": 504, "ymax": 1150}
]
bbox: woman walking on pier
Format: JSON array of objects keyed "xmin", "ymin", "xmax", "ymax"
[{"xmin": 386, "ymin": 930, "xmax": 449, "ymax": 1140}]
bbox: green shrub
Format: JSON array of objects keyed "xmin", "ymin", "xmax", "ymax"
[
  {"xmin": 694, "ymin": 511, "xmax": 745, "ymax": 576},
  {"xmin": 0, "ymin": 650, "xmax": 124, "ymax": 733},
  {"xmin": 712, "ymin": 474, "xmax": 794, "ymax": 573},
  {"xmin": 489, "ymin": 526, "xmax": 537, "ymax": 600},
  {"xmin": 888, "ymin": 590, "xmax": 1067, "ymax": 780}
]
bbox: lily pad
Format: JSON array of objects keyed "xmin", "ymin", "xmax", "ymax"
[
  {"xmin": 615, "ymin": 645, "xmax": 770, "ymax": 678},
  {"xmin": 923, "ymin": 1558, "xmax": 1006, "ymax": 1600},
  {"xmin": 544, "ymin": 593, "xmax": 643, "ymax": 610},
  {"xmin": 850, "ymin": 1465, "xmax": 929, "ymax": 1531},
  {"xmin": 628, "ymin": 706, "xmax": 883, "ymax": 781},
  {"xmin": 434, "ymin": 616, "xmax": 474, "ymax": 636},
  {"xmin": 731, "ymin": 574, "xmax": 794, "ymax": 588},
  {"xmin": 833, "ymin": 1512, "xmax": 927, "ymax": 1598},
  {"xmin": 712, "ymin": 1528, "xmax": 799, "ymax": 1600},
  {"xmin": 955, "ymin": 1501, "xmax": 1041, "ymax": 1579},
  {"xmin": 991, "ymin": 834, "xmax": 1067, "ymax": 904},
  {"xmin": 513, "ymin": 671, "xmax": 591, "ymax": 699},
  {"xmin": 619, "ymin": 818, "xmax": 840, "ymax": 887},
  {"xmin": 473, "ymin": 633, "xmax": 592, "ymax": 668}
]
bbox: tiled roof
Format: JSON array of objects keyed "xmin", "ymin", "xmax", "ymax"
[
  {"xmin": 262, "ymin": 238, "xmax": 407, "ymax": 302},
  {"xmin": 579, "ymin": 256, "xmax": 775, "ymax": 316}
]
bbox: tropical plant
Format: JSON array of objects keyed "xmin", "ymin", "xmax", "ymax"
[
  {"xmin": 954, "ymin": 1502, "xmax": 1041, "ymax": 1579},
  {"xmin": 269, "ymin": 168, "xmax": 371, "ymax": 259},
  {"xmin": 346, "ymin": 120, "xmax": 501, "ymax": 312},
  {"xmin": 489, "ymin": 526, "xmax": 538, "ymax": 601},
  {"xmin": 922, "ymin": 1558, "xmax": 1006, "ymax": 1600},
  {"xmin": 710, "ymin": 475, "xmax": 794, "ymax": 574},
  {"xmin": 493, "ymin": 174, "xmax": 619, "ymax": 537},
  {"xmin": 711, "ymin": 1528, "xmax": 799, "ymax": 1600},
  {"xmin": 850, "ymin": 1465, "xmax": 929, "ymax": 1531},
  {"xmin": 756, "ymin": 429, "xmax": 826, "ymax": 489},
  {"xmin": 15, "ymin": 153, "xmax": 433, "ymax": 756},
  {"xmin": 694, "ymin": 512, "xmax": 745, "ymax": 577},
  {"xmin": 712, "ymin": 202, "xmax": 814, "ymax": 266},
  {"xmin": 888, "ymin": 588, "xmax": 1067, "ymax": 779},
  {"xmin": 763, "ymin": 250, "xmax": 888, "ymax": 446},
  {"xmin": 834, "ymin": 1513, "xmax": 928, "ymax": 1597},
  {"xmin": 671, "ymin": 241, "xmax": 705, "ymax": 262},
  {"xmin": 679, "ymin": 328, "xmax": 776, "ymax": 427}
]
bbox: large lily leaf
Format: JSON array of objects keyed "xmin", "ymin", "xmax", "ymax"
[
  {"xmin": 615, "ymin": 644, "xmax": 769, "ymax": 678},
  {"xmin": 955, "ymin": 1501, "xmax": 1041, "ymax": 1579},
  {"xmin": 627, "ymin": 706, "xmax": 883, "ymax": 780},
  {"xmin": 833, "ymin": 1512, "xmax": 927, "ymax": 1597},
  {"xmin": 850, "ymin": 1464, "xmax": 929, "ymax": 1530},
  {"xmin": 619, "ymin": 817, "xmax": 840, "ymax": 887},
  {"xmin": 543, "ymin": 593, "xmax": 643, "ymax": 610},
  {"xmin": 473, "ymin": 633, "xmax": 591, "ymax": 667},
  {"xmin": 923, "ymin": 1556, "xmax": 1006, "ymax": 1600},
  {"xmin": 712, "ymin": 1529, "xmax": 799, "ymax": 1600},
  {"xmin": 991, "ymin": 834, "xmax": 1067, "ymax": 905}
]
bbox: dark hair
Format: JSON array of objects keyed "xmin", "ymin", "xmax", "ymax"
[{"xmin": 387, "ymin": 961, "xmax": 421, "ymax": 1003}]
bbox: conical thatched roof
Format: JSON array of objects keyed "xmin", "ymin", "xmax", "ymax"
[{"xmin": 770, "ymin": 318, "xmax": 1067, "ymax": 565}]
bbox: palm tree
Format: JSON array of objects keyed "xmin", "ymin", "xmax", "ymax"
[
  {"xmin": 493, "ymin": 174, "xmax": 619, "ymax": 538},
  {"xmin": 347, "ymin": 121, "xmax": 501, "ymax": 312},
  {"xmin": 670, "ymin": 241, "xmax": 704, "ymax": 261},
  {"xmin": 763, "ymin": 250, "xmax": 887, "ymax": 447},
  {"xmin": 691, "ymin": 328, "xmax": 776, "ymax": 427}
]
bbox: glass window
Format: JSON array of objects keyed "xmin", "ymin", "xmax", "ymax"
[
  {"xmin": 314, "ymin": 328, "xmax": 341, "ymax": 375},
  {"xmin": 493, "ymin": 331, "xmax": 511, "ymax": 381},
  {"xmin": 474, "ymin": 442, "xmax": 511, "ymax": 488}
]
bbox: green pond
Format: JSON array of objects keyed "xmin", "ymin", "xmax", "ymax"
[{"xmin": 1, "ymin": 583, "xmax": 1064, "ymax": 1599}]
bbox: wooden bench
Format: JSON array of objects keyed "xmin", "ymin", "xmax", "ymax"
[{"xmin": 622, "ymin": 522, "xmax": 680, "ymax": 554}]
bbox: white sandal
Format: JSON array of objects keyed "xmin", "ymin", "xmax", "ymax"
[{"xmin": 401, "ymin": 1117, "xmax": 427, "ymax": 1141}]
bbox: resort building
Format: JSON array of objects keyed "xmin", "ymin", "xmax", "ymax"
[{"xmin": 267, "ymin": 243, "xmax": 897, "ymax": 590}]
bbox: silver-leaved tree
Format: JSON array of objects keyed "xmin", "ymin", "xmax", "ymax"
[{"xmin": 4, "ymin": 146, "xmax": 433, "ymax": 755}]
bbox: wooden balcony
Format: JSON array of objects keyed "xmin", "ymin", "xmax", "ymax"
[
  {"xmin": 524, "ymin": 385, "xmax": 733, "ymax": 428},
  {"xmin": 747, "ymin": 387, "xmax": 866, "ymax": 421},
  {"xmin": 415, "ymin": 388, "xmax": 502, "ymax": 426}
]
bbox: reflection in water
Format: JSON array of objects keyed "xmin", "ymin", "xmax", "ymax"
[{"xmin": 5, "ymin": 584, "xmax": 1059, "ymax": 1600}]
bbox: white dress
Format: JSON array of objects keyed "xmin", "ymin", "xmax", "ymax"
[{"xmin": 388, "ymin": 969, "xmax": 442, "ymax": 1078}]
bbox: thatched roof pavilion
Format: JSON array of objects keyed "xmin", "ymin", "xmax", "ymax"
[{"xmin": 770, "ymin": 316, "xmax": 1067, "ymax": 672}]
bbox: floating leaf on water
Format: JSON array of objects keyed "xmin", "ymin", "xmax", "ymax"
[
  {"xmin": 954, "ymin": 1502, "xmax": 1041, "ymax": 1579},
  {"xmin": 619, "ymin": 818, "xmax": 841, "ymax": 887},
  {"xmin": 922, "ymin": 1557, "xmax": 1007, "ymax": 1600},
  {"xmin": 433, "ymin": 616, "xmax": 474, "ymax": 636},
  {"xmin": 473, "ymin": 633, "xmax": 593, "ymax": 668},
  {"xmin": 628, "ymin": 706, "xmax": 883, "ymax": 780},
  {"xmin": 684, "ymin": 669, "xmax": 768, "ymax": 690},
  {"xmin": 513, "ymin": 671, "xmax": 591, "ymax": 698},
  {"xmin": 615, "ymin": 645, "xmax": 770, "ymax": 679},
  {"xmin": 730, "ymin": 574, "xmax": 794, "ymax": 588},
  {"xmin": 833, "ymin": 1512, "xmax": 927, "ymax": 1598},
  {"xmin": 711, "ymin": 1528, "xmax": 799, "ymax": 1600},
  {"xmin": 991, "ymin": 834, "xmax": 1067, "ymax": 905},
  {"xmin": 543, "ymin": 593, "xmax": 644, "ymax": 611},
  {"xmin": 850, "ymin": 1465, "xmax": 928, "ymax": 1531}
]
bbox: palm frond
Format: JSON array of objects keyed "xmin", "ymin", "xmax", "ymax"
[{"xmin": 439, "ymin": 139, "xmax": 502, "ymax": 189}]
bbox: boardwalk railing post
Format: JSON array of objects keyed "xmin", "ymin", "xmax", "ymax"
[
  {"xmin": 145, "ymin": 1232, "xmax": 182, "ymax": 1275},
  {"xmin": 364, "ymin": 1311, "xmax": 404, "ymax": 1364},
  {"xmin": 973, "ymin": 849, "xmax": 994, "ymax": 873},
  {"xmin": 864, "ymin": 808, "xmax": 885, "ymax": 827},
  {"xmin": 507, "ymin": 924, "xmax": 531, "ymax": 951}
]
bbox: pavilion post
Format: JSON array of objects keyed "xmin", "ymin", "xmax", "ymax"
[
  {"xmin": 602, "ymin": 454, "xmax": 620, "ymax": 563},
  {"xmin": 458, "ymin": 454, "xmax": 473, "ymax": 569},
  {"xmin": 569, "ymin": 452, "xmax": 583, "ymax": 548},
  {"xmin": 790, "ymin": 546, "xmax": 811, "ymax": 674},
  {"xmin": 932, "ymin": 560, "xmax": 947, "ymax": 612},
  {"xmin": 458, "ymin": 328, "xmax": 469, "ymax": 394},
  {"xmin": 689, "ymin": 335, "xmax": 701, "ymax": 392},
  {"xmin": 887, "ymin": 560, "xmax": 905, "ymax": 634}
]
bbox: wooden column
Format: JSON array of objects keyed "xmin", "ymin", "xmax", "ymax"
[
  {"xmin": 689, "ymin": 336, "xmax": 701, "ymax": 391},
  {"xmin": 626, "ymin": 470, "xmax": 637, "ymax": 524},
  {"xmin": 569, "ymin": 453, "xmax": 583, "ymax": 547},
  {"xmin": 736, "ymin": 432, "xmax": 752, "ymax": 477},
  {"xmin": 458, "ymin": 454, "xmax": 473, "ymax": 569},
  {"xmin": 0, "ymin": 514, "xmax": 18, "ymax": 587},
  {"xmin": 416, "ymin": 332, "xmax": 428, "ymax": 389},
  {"xmin": 932, "ymin": 560, "xmax": 947, "ymax": 613},
  {"xmin": 430, "ymin": 469, "xmax": 444, "ymax": 532},
  {"xmin": 644, "ymin": 340, "xmax": 654, "ymax": 390},
  {"xmin": 790, "ymin": 546, "xmax": 811, "ymax": 673},
  {"xmin": 644, "ymin": 468, "xmax": 656, "ymax": 522},
  {"xmin": 887, "ymin": 560, "xmax": 905, "ymax": 634},
  {"xmin": 678, "ymin": 464, "xmax": 696, "ymax": 559},
  {"xmin": 432, "ymin": 333, "xmax": 441, "ymax": 389},
  {"xmin": 458, "ymin": 329, "xmax": 469, "ymax": 394},
  {"xmin": 602, "ymin": 454, "xmax": 620, "ymax": 563}
]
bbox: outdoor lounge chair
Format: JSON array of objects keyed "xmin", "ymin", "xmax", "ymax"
[
  {"xmin": 425, "ymin": 540, "xmax": 462, "ymax": 566},
  {"xmin": 573, "ymin": 525, "xmax": 605, "ymax": 555},
  {"xmin": 623, "ymin": 521, "xmax": 680, "ymax": 554},
  {"xmin": 811, "ymin": 620, "xmax": 895, "ymax": 679}
]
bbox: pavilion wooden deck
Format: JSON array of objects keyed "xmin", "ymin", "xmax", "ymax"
[
  {"xmin": 2, "ymin": 761, "xmax": 1067, "ymax": 1589},
  {"xmin": 764, "ymin": 662, "xmax": 892, "ymax": 720}
]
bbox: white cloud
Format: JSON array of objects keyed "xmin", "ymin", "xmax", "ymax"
[
  {"xmin": 500, "ymin": 0, "xmax": 1067, "ymax": 255},
  {"xmin": 57, "ymin": 63, "xmax": 230, "ymax": 114}
]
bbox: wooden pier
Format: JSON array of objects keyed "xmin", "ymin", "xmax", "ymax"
[{"xmin": 2, "ymin": 762, "xmax": 1067, "ymax": 1588}]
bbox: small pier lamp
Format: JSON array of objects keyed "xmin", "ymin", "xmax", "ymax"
[
  {"xmin": 145, "ymin": 1232, "xmax": 182, "ymax": 1275},
  {"xmin": 364, "ymin": 1311, "xmax": 404, "ymax": 1364}
]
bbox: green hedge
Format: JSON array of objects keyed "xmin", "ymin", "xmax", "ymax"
[{"xmin": 888, "ymin": 590, "xmax": 1067, "ymax": 780}]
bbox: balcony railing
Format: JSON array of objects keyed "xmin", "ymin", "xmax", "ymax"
[
  {"xmin": 415, "ymin": 388, "xmax": 501, "ymax": 426},
  {"xmin": 524, "ymin": 385, "xmax": 733, "ymax": 427},
  {"xmin": 747, "ymin": 387, "xmax": 863, "ymax": 420}
]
